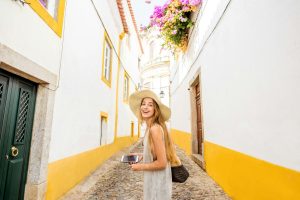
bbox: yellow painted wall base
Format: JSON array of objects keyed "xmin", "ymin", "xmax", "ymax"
[
  {"xmin": 170, "ymin": 129, "xmax": 191, "ymax": 155},
  {"xmin": 204, "ymin": 141, "xmax": 300, "ymax": 200},
  {"xmin": 46, "ymin": 136, "xmax": 138, "ymax": 200}
]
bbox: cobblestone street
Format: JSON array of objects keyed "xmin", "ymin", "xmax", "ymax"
[{"xmin": 61, "ymin": 140, "xmax": 230, "ymax": 200}]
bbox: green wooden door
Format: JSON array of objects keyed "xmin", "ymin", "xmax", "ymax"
[{"xmin": 0, "ymin": 69, "xmax": 37, "ymax": 200}]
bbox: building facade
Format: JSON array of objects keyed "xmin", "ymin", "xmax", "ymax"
[
  {"xmin": 139, "ymin": 28, "xmax": 171, "ymax": 108},
  {"xmin": 170, "ymin": 0, "xmax": 300, "ymax": 199},
  {"xmin": 0, "ymin": 0, "xmax": 142, "ymax": 199}
]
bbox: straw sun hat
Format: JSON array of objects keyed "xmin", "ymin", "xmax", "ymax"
[{"xmin": 129, "ymin": 90, "xmax": 171, "ymax": 121}]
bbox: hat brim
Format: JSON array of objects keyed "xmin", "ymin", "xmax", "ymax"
[{"xmin": 129, "ymin": 90, "xmax": 171, "ymax": 121}]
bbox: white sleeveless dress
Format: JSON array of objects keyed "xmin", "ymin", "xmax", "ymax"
[{"xmin": 143, "ymin": 125, "xmax": 172, "ymax": 200}]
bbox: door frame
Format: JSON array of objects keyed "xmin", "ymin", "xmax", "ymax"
[
  {"xmin": 189, "ymin": 69, "xmax": 206, "ymax": 169},
  {"xmin": 0, "ymin": 43, "xmax": 58, "ymax": 199},
  {"xmin": 0, "ymin": 69, "xmax": 37, "ymax": 200}
]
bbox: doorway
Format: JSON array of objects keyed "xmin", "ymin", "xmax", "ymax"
[
  {"xmin": 100, "ymin": 113, "xmax": 108, "ymax": 146},
  {"xmin": 0, "ymin": 69, "xmax": 37, "ymax": 200},
  {"xmin": 189, "ymin": 72, "xmax": 205, "ymax": 170},
  {"xmin": 195, "ymin": 82, "xmax": 203, "ymax": 155},
  {"xmin": 131, "ymin": 121, "xmax": 134, "ymax": 137}
]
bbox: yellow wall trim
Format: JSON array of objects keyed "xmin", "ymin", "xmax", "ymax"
[
  {"xmin": 119, "ymin": 32, "xmax": 126, "ymax": 40},
  {"xmin": 170, "ymin": 128, "xmax": 191, "ymax": 155},
  {"xmin": 204, "ymin": 141, "xmax": 300, "ymax": 200},
  {"xmin": 114, "ymin": 34, "xmax": 126, "ymax": 140},
  {"xmin": 46, "ymin": 136, "xmax": 138, "ymax": 200},
  {"xmin": 100, "ymin": 111, "xmax": 108, "ymax": 119},
  {"xmin": 130, "ymin": 121, "xmax": 134, "ymax": 137},
  {"xmin": 28, "ymin": 0, "xmax": 66, "ymax": 37}
]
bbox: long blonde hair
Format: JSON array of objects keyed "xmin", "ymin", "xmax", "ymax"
[{"xmin": 139, "ymin": 98, "xmax": 180, "ymax": 165}]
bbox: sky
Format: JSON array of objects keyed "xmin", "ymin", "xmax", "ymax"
[{"xmin": 131, "ymin": 0, "xmax": 165, "ymax": 27}]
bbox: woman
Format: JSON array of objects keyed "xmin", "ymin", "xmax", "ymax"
[{"xmin": 128, "ymin": 90, "xmax": 180, "ymax": 200}]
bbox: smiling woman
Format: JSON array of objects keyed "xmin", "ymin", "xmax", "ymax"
[{"xmin": 128, "ymin": 89, "xmax": 180, "ymax": 200}]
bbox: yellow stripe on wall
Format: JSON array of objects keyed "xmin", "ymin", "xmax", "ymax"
[
  {"xmin": 204, "ymin": 141, "xmax": 300, "ymax": 200},
  {"xmin": 170, "ymin": 129, "xmax": 191, "ymax": 155},
  {"xmin": 46, "ymin": 136, "xmax": 138, "ymax": 200}
]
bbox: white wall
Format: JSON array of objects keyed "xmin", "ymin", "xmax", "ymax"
[
  {"xmin": 122, "ymin": 0, "xmax": 141, "ymax": 85},
  {"xmin": 139, "ymin": 27, "xmax": 171, "ymax": 108},
  {"xmin": 0, "ymin": 0, "xmax": 62, "ymax": 74},
  {"xmin": 49, "ymin": 0, "xmax": 108, "ymax": 161},
  {"xmin": 170, "ymin": 0, "xmax": 300, "ymax": 171},
  {"xmin": 49, "ymin": 0, "xmax": 140, "ymax": 162},
  {"xmin": 117, "ymin": 68, "xmax": 139, "ymax": 137},
  {"xmin": 116, "ymin": 0, "xmax": 142, "ymax": 138}
]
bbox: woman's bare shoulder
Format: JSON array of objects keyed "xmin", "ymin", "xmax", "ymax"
[{"xmin": 149, "ymin": 124, "xmax": 163, "ymax": 137}]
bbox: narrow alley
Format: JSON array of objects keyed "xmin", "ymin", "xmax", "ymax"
[
  {"xmin": 1, "ymin": 0, "xmax": 300, "ymax": 199},
  {"xmin": 61, "ymin": 140, "xmax": 230, "ymax": 200}
]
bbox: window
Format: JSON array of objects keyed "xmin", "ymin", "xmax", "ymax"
[
  {"xmin": 144, "ymin": 82, "xmax": 151, "ymax": 89},
  {"xmin": 100, "ymin": 112, "xmax": 108, "ymax": 146},
  {"xmin": 102, "ymin": 32, "xmax": 113, "ymax": 87},
  {"xmin": 28, "ymin": 0, "xmax": 66, "ymax": 36},
  {"xmin": 149, "ymin": 41, "xmax": 154, "ymax": 60},
  {"xmin": 39, "ymin": 0, "xmax": 47, "ymax": 7},
  {"xmin": 123, "ymin": 72, "xmax": 129, "ymax": 103},
  {"xmin": 39, "ymin": 0, "xmax": 59, "ymax": 18},
  {"xmin": 104, "ymin": 43, "xmax": 111, "ymax": 79}
]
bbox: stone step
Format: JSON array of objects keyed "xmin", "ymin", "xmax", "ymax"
[{"xmin": 191, "ymin": 153, "xmax": 206, "ymax": 171}]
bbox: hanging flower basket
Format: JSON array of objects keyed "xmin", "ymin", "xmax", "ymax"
[{"xmin": 149, "ymin": 0, "xmax": 202, "ymax": 52}]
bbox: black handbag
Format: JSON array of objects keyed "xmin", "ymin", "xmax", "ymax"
[{"xmin": 171, "ymin": 164, "xmax": 189, "ymax": 183}]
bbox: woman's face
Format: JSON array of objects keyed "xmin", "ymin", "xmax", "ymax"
[{"xmin": 140, "ymin": 97, "xmax": 155, "ymax": 120}]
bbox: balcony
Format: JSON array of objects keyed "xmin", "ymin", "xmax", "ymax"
[{"xmin": 141, "ymin": 56, "xmax": 170, "ymax": 72}]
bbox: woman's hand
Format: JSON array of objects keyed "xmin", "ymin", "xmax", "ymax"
[{"xmin": 131, "ymin": 163, "xmax": 143, "ymax": 171}]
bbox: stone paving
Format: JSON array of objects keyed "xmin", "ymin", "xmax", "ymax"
[{"xmin": 61, "ymin": 140, "xmax": 231, "ymax": 200}]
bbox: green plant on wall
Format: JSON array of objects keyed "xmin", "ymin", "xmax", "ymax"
[{"xmin": 145, "ymin": 0, "xmax": 202, "ymax": 52}]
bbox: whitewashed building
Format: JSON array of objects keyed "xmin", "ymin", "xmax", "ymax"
[
  {"xmin": 139, "ymin": 28, "xmax": 171, "ymax": 108},
  {"xmin": 170, "ymin": 0, "xmax": 300, "ymax": 199},
  {"xmin": 0, "ymin": 0, "xmax": 142, "ymax": 199}
]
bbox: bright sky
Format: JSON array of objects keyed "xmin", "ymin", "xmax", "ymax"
[{"xmin": 132, "ymin": 0, "xmax": 165, "ymax": 27}]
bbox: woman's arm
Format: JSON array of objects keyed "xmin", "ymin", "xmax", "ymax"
[{"xmin": 131, "ymin": 125, "xmax": 167, "ymax": 171}]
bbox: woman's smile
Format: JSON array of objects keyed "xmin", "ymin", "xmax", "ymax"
[{"xmin": 140, "ymin": 98, "xmax": 155, "ymax": 119}]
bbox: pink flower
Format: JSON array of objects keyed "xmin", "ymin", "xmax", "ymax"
[
  {"xmin": 153, "ymin": 6, "xmax": 164, "ymax": 18},
  {"xmin": 179, "ymin": 16, "xmax": 187, "ymax": 22},
  {"xmin": 180, "ymin": 0, "xmax": 189, "ymax": 5},
  {"xmin": 182, "ymin": 6, "xmax": 190, "ymax": 11},
  {"xmin": 172, "ymin": 30, "xmax": 177, "ymax": 35},
  {"xmin": 162, "ymin": 2, "xmax": 170, "ymax": 11},
  {"xmin": 189, "ymin": 0, "xmax": 202, "ymax": 6},
  {"xmin": 140, "ymin": 25, "xmax": 147, "ymax": 31}
]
